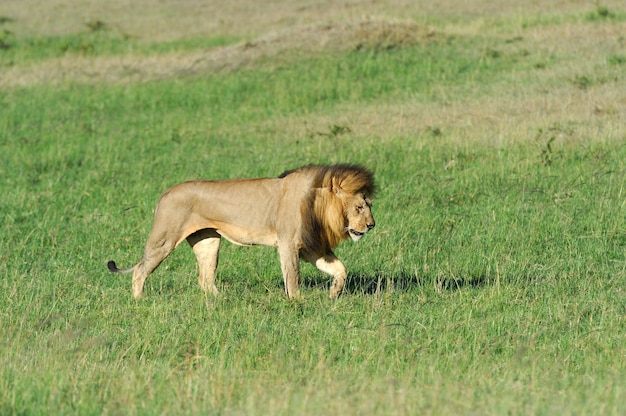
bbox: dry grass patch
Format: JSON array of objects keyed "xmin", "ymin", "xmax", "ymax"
[
  {"xmin": 0, "ymin": 19, "xmax": 437, "ymax": 88},
  {"xmin": 242, "ymin": 80, "xmax": 626, "ymax": 149},
  {"xmin": 2, "ymin": 1, "xmax": 623, "ymax": 88},
  {"xmin": 3, "ymin": 0, "xmax": 623, "ymax": 40}
]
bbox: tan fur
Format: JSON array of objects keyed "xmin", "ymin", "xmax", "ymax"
[{"xmin": 108, "ymin": 164, "xmax": 376, "ymax": 299}]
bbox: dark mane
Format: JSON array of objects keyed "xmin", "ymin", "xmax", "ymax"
[{"xmin": 279, "ymin": 164, "xmax": 376, "ymax": 197}]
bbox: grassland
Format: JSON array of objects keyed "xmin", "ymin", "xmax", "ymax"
[{"xmin": 1, "ymin": 1, "xmax": 626, "ymax": 414}]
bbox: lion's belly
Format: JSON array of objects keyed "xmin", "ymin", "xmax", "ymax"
[{"xmin": 215, "ymin": 224, "xmax": 278, "ymax": 247}]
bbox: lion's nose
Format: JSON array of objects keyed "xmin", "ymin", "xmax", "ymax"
[{"xmin": 367, "ymin": 222, "xmax": 375, "ymax": 230}]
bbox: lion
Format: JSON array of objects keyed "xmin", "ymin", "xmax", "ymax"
[{"xmin": 107, "ymin": 164, "xmax": 376, "ymax": 299}]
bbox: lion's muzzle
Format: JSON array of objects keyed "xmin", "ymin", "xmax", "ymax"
[{"xmin": 348, "ymin": 221, "xmax": 374, "ymax": 241}]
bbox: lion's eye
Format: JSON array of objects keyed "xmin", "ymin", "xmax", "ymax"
[{"xmin": 356, "ymin": 206, "xmax": 364, "ymax": 212}]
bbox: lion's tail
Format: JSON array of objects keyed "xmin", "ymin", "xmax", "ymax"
[{"xmin": 107, "ymin": 260, "xmax": 134, "ymax": 274}]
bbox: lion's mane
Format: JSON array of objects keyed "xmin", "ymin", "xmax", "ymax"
[{"xmin": 279, "ymin": 164, "xmax": 376, "ymax": 254}]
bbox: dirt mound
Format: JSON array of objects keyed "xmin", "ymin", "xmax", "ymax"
[
  {"xmin": 183, "ymin": 19, "xmax": 437, "ymax": 76},
  {"xmin": 241, "ymin": 19, "xmax": 436, "ymax": 54},
  {"xmin": 0, "ymin": 19, "xmax": 437, "ymax": 88}
]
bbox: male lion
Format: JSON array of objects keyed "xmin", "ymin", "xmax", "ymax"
[{"xmin": 107, "ymin": 164, "xmax": 375, "ymax": 299}]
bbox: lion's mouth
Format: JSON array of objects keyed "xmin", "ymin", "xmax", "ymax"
[{"xmin": 348, "ymin": 229, "xmax": 366, "ymax": 241}]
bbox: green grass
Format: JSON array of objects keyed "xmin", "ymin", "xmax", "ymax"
[
  {"xmin": 1, "ymin": 7, "xmax": 626, "ymax": 415},
  {"xmin": 0, "ymin": 27, "xmax": 239, "ymax": 66}
]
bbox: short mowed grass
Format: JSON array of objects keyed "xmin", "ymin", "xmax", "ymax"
[{"xmin": 1, "ymin": 6, "xmax": 626, "ymax": 415}]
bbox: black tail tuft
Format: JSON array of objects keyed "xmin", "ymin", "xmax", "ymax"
[
  {"xmin": 107, "ymin": 260, "xmax": 119, "ymax": 272},
  {"xmin": 108, "ymin": 260, "xmax": 134, "ymax": 274}
]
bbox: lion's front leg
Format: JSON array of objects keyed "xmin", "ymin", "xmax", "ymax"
[
  {"xmin": 304, "ymin": 252, "xmax": 347, "ymax": 299},
  {"xmin": 277, "ymin": 244, "xmax": 301, "ymax": 299}
]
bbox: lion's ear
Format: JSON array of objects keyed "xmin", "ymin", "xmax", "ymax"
[{"xmin": 331, "ymin": 177, "xmax": 344, "ymax": 195}]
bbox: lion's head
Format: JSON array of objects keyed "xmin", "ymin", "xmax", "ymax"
[
  {"xmin": 341, "ymin": 190, "xmax": 375, "ymax": 242},
  {"xmin": 280, "ymin": 164, "xmax": 376, "ymax": 252}
]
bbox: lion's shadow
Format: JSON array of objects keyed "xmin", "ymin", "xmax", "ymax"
[{"xmin": 302, "ymin": 271, "xmax": 490, "ymax": 295}]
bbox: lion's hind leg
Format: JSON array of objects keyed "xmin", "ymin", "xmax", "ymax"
[
  {"xmin": 187, "ymin": 229, "xmax": 221, "ymax": 296},
  {"xmin": 132, "ymin": 225, "xmax": 181, "ymax": 298},
  {"xmin": 132, "ymin": 239, "xmax": 176, "ymax": 298}
]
